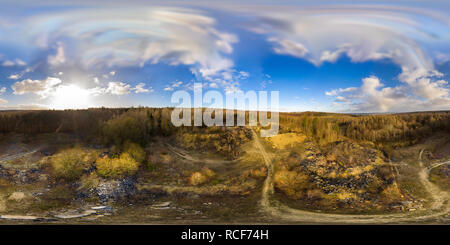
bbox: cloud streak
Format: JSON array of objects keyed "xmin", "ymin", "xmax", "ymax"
[
  {"xmin": 26, "ymin": 7, "xmax": 238, "ymax": 83},
  {"xmin": 240, "ymin": 4, "xmax": 450, "ymax": 111}
]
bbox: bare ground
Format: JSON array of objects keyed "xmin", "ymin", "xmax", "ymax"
[{"xmin": 253, "ymin": 129, "xmax": 449, "ymax": 224}]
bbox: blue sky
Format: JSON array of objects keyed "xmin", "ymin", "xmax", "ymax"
[{"xmin": 0, "ymin": 0, "xmax": 449, "ymax": 112}]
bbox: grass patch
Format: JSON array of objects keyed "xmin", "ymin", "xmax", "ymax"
[
  {"xmin": 96, "ymin": 153, "xmax": 140, "ymax": 179},
  {"xmin": 265, "ymin": 133, "xmax": 307, "ymax": 150},
  {"xmin": 50, "ymin": 148, "xmax": 89, "ymax": 181}
]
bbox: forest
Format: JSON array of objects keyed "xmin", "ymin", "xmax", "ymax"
[{"xmin": 1, "ymin": 108, "xmax": 448, "ymax": 154}]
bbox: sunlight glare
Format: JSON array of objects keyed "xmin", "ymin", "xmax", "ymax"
[{"xmin": 51, "ymin": 84, "xmax": 91, "ymax": 109}]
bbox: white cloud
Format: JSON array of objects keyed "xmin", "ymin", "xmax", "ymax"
[
  {"xmin": 48, "ymin": 42, "xmax": 66, "ymax": 66},
  {"xmin": 435, "ymin": 52, "xmax": 450, "ymax": 65},
  {"xmin": 105, "ymin": 82, "xmax": 131, "ymax": 95},
  {"xmin": 15, "ymin": 59, "xmax": 26, "ymax": 66},
  {"xmin": 172, "ymin": 81, "xmax": 182, "ymax": 88},
  {"xmin": 239, "ymin": 71, "xmax": 249, "ymax": 78},
  {"xmin": 28, "ymin": 7, "xmax": 237, "ymax": 82},
  {"xmin": 318, "ymin": 44, "xmax": 397, "ymax": 65},
  {"xmin": 398, "ymin": 67, "xmax": 449, "ymax": 100},
  {"xmin": 164, "ymin": 80, "xmax": 183, "ymax": 91},
  {"xmin": 7, "ymin": 67, "xmax": 33, "ymax": 80},
  {"xmin": 335, "ymin": 96, "xmax": 348, "ymax": 102},
  {"xmin": 133, "ymin": 83, "xmax": 153, "ymax": 93},
  {"xmin": 268, "ymin": 37, "xmax": 309, "ymax": 58},
  {"xmin": 8, "ymin": 74, "xmax": 20, "ymax": 80},
  {"xmin": 89, "ymin": 81, "xmax": 152, "ymax": 95},
  {"xmin": 200, "ymin": 69, "xmax": 248, "ymax": 93},
  {"xmin": 260, "ymin": 79, "xmax": 272, "ymax": 89},
  {"xmin": 0, "ymin": 87, "xmax": 6, "ymax": 94},
  {"xmin": 243, "ymin": 5, "xmax": 450, "ymax": 112},
  {"xmin": 325, "ymin": 87, "xmax": 358, "ymax": 96},
  {"xmin": 88, "ymin": 86, "xmax": 107, "ymax": 96},
  {"xmin": 11, "ymin": 77, "xmax": 62, "ymax": 98},
  {"xmin": 224, "ymin": 83, "xmax": 242, "ymax": 94},
  {"xmin": 2, "ymin": 60, "xmax": 15, "ymax": 67},
  {"xmin": 242, "ymin": 5, "xmax": 441, "ymax": 71},
  {"xmin": 327, "ymin": 75, "xmax": 449, "ymax": 112},
  {"xmin": 1, "ymin": 59, "xmax": 26, "ymax": 67}
]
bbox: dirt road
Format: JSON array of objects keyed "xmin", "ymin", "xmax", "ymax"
[
  {"xmin": 252, "ymin": 129, "xmax": 449, "ymax": 224},
  {"xmin": 166, "ymin": 144, "xmax": 240, "ymax": 165},
  {"xmin": 0, "ymin": 149, "xmax": 38, "ymax": 164}
]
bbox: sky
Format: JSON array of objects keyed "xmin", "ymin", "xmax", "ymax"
[{"xmin": 0, "ymin": 0, "xmax": 449, "ymax": 112}]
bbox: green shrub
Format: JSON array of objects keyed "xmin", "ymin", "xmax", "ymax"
[
  {"xmin": 96, "ymin": 153, "xmax": 140, "ymax": 178},
  {"xmin": 51, "ymin": 148, "xmax": 87, "ymax": 181}
]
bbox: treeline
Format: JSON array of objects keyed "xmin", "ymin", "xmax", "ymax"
[
  {"xmin": 0, "ymin": 108, "xmax": 176, "ymax": 145},
  {"xmin": 0, "ymin": 109, "xmax": 121, "ymax": 136},
  {"xmin": 279, "ymin": 111, "xmax": 450, "ymax": 146},
  {"xmin": 0, "ymin": 108, "xmax": 251, "ymax": 147},
  {"xmin": 0, "ymin": 109, "xmax": 449, "ymax": 149}
]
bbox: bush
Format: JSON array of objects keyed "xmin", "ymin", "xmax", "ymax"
[
  {"xmin": 274, "ymin": 170, "xmax": 311, "ymax": 199},
  {"xmin": 241, "ymin": 167, "xmax": 267, "ymax": 180},
  {"xmin": 51, "ymin": 148, "xmax": 87, "ymax": 181},
  {"xmin": 79, "ymin": 172, "xmax": 101, "ymax": 190},
  {"xmin": 188, "ymin": 168, "xmax": 216, "ymax": 186},
  {"xmin": 380, "ymin": 184, "xmax": 404, "ymax": 203},
  {"xmin": 249, "ymin": 167, "xmax": 267, "ymax": 178},
  {"xmin": 189, "ymin": 172, "xmax": 207, "ymax": 186},
  {"xmin": 96, "ymin": 153, "xmax": 140, "ymax": 179},
  {"xmin": 123, "ymin": 141, "xmax": 146, "ymax": 163},
  {"xmin": 202, "ymin": 168, "xmax": 216, "ymax": 178}
]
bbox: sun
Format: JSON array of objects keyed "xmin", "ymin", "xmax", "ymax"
[{"xmin": 51, "ymin": 84, "xmax": 91, "ymax": 109}]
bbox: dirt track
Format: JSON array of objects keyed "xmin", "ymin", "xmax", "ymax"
[
  {"xmin": 0, "ymin": 149, "xmax": 38, "ymax": 164},
  {"xmin": 166, "ymin": 144, "xmax": 240, "ymax": 165},
  {"xmin": 252, "ymin": 129, "xmax": 449, "ymax": 224}
]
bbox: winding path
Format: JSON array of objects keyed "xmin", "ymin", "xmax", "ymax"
[
  {"xmin": 166, "ymin": 143, "xmax": 241, "ymax": 165},
  {"xmin": 0, "ymin": 149, "xmax": 38, "ymax": 164},
  {"xmin": 427, "ymin": 161, "xmax": 450, "ymax": 172},
  {"xmin": 252, "ymin": 129, "xmax": 449, "ymax": 224}
]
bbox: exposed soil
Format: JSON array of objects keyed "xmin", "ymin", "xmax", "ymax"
[{"xmin": 253, "ymin": 129, "xmax": 449, "ymax": 224}]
